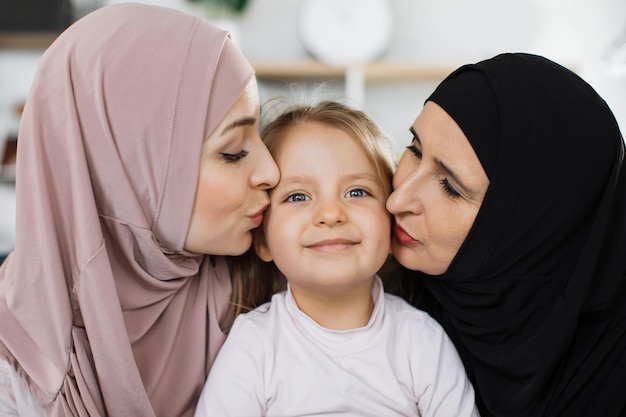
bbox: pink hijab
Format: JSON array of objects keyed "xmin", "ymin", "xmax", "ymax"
[{"xmin": 0, "ymin": 3, "xmax": 254, "ymax": 416}]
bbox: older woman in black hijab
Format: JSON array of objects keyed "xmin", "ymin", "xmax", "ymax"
[{"xmin": 387, "ymin": 53, "xmax": 626, "ymax": 417}]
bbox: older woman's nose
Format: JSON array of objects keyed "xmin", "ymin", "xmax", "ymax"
[{"xmin": 387, "ymin": 171, "xmax": 425, "ymax": 216}]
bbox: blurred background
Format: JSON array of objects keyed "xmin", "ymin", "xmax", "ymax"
[{"xmin": 0, "ymin": 0, "xmax": 625, "ymax": 256}]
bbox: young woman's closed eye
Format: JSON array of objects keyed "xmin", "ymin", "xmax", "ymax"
[{"xmin": 220, "ymin": 149, "xmax": 249, "ymax": 162}]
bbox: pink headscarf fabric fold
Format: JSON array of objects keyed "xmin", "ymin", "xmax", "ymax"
[{"xmin": 0, "ymin": 3, "xmax": 254, "ymax": 416}]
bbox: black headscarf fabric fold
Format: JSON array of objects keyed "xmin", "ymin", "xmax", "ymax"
[{"xmin": 417, "ymin": 53, "xmax": 626, "ymax": 417}]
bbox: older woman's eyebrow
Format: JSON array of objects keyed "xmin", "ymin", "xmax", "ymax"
[
  {"xmin": 410, "ymin": 126, "xmax": 474, "ymax": 197},
  {"xmin": 220, "ymin": 117, "xmax": 256, "ymax": 135},
  {"xmin": 436, "ymin": 159, "xmax": 461, "ymax": 185}
]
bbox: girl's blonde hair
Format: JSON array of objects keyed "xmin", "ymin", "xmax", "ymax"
[{"xmin": 230, "ymin": 99, "xmax": 397, "ymax": 317}]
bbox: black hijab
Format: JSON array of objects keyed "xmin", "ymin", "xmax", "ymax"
[{"xmin": 416, "ymin": 53, "xmax": 626, "ymax": 417}]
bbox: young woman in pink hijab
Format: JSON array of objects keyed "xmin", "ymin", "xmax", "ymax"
[{"xmin": 0, "ymin": 3, "xmax": 278, "ymax": 416}]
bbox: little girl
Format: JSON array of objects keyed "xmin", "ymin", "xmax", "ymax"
[{"xmin": 195, "ymin": 101, "xmax": 479, "ymax": 417}]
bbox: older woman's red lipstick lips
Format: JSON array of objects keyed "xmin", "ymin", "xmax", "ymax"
[{"xmin": 393, "ymin": 222, "xmax": 421, "ymax": 245}]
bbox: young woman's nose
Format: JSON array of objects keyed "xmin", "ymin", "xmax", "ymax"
[
  {"xmin": 314, "ymin": 199, "xmax": 347, "ymax": 226},
  {"xmin": 252, "ymin": 143, "xmax": 279, "ymax": 190}
]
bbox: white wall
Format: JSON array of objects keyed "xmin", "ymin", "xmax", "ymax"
[
  {"xmin": 2, "ymin": 0, "xmax": 626, "ymax": 141},
  {"xmin": 236, "ymin": 0, "xmax": 626, "ymax": 144}
]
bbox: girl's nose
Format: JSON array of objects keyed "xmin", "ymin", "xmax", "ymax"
[{"xmin": 314, "ymin": 199, "xmax": 347, "ymax": 226}]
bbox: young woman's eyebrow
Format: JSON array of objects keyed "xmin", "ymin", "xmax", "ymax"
[{"xmin": 220, "ymin": 117, "xmax": 256, "ymax": 135}]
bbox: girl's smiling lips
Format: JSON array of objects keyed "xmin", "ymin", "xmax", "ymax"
[
  {"xmin": 306, "ymin": 238, "xmax": 357, "ymax": 252},
  {"xmin": 393, "ymin": 222, "xmax": 421, "ymax": 246}
]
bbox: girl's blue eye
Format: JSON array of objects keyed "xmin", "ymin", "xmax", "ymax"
[
  {"xmin": 286, "ymin": 193, "xmax": 310, "ymax": 202},
  {"xmin": 345, "ymin": 188, "xmax": 369, "ymax": 198},
  {"xmin": 440, "ymin": 178, "xmax": 461, "ymax": 198},
  {"xmin": 220, "ymin": 150, "xmax": 249, "ymax": 162}
]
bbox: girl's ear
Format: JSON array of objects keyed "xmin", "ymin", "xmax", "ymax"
[{"xmin": 253, "ymin": 228, "xmax": 273, "ymax": 262}]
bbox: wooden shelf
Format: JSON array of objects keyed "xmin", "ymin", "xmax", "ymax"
[
  {"xmin": 0, "ymin": 38, "xmax": 453, "ymax": 83},
  {"xmin": 252, "ymin": 60, "xmax": 454, "ymax": 81},
  {"xmin": 0, "ymin": 32, "xmax": 60, "ymax": 49}
]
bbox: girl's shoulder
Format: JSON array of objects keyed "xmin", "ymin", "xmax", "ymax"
[
  {"xmin": 228, "ymin": 291, "xmax": 288, "ymax": 333},
  {"xmin": 382, "ymin": 292, "xmax": 447, "ymax": 336}
]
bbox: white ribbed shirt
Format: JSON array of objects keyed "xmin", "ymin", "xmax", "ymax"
[{"xmin": 195, "ymin": 277, "xmax": 480, "ymax": 417}]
